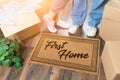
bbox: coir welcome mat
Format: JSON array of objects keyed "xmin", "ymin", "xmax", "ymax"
[{"xmin": 29, "ymin": 33, "xmax": 100, "ymax": 75}]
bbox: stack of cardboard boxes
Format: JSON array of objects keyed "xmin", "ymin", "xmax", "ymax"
[{"xmin": 99, "ymin": 0, "xmax": 120, "ymax": 80}]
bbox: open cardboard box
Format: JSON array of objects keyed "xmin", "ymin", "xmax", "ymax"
[
  {"xmin": 102, "ymin": 41, "xmax": 120, "ymax": 80},
  {"xmin": 112, "ymin": 0, "xmax": 120, "ymax": 3},
  {"xmin": 99, "ymin": 18, "xmax": 120, "ymax": 41},
  {"xmin": 99, "ymin": 1, "xmax": 120, "ymax": 41},
  {"xmin": 0, "ymin": 11, "xmax": 40, "ymax": 41}
]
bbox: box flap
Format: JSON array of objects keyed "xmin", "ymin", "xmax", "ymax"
[
  {"xmin": 103, "ymin": 1, "xmax": 120, "ymax": 22},
  {"xmin": 99, "ymin": 18, "xmax": 120, "ymax": 41},
  {"xmin": 0, "ymin": 11, "xmax": 40, "ymax": 37},
  {"xmin": 102, "ymin": 43, "xmax": 116, "ymax": 80},
  {"xmin": 107, "ymin": 41, "xmax": 120, "ymax": 73}
]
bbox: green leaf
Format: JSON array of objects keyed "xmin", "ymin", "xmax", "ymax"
[
  {"xmin": 0, "ymin": 39, "xmax": 9, "ymax": 56},
  {"xmin": 0, "ymin": 56, "xmax": 5, "ymax": 61},
  {"xmin": 14, "ymin": 42, "xmax": 20, "ymax": 51},
  {"xmin": 2, "ymin": 51, "xmax": 9, "ymax": 57},
  {"xmin": 0, "ymin": 38, "xmax": 9, "ymax": 44},
  {"xmin": 12, "ymin": 56, "xmax": 22, "ymax": 63},
  {"xmin": 2, "ymin": 59, "xmax": 11, "ymax": 66},
  {"xmin": 9, "ymin": 41, "xmax": 16, "ymax": 48},
  {"xmin": 14, "ymin": 62, "xmax": 22, "ymax": 69},
  {"xmin": 0, "ymin": 43, "xmax": 9, "ymax": 56},
  {"xmin": 8, "ymin": 48, "xmax": 14, "ymax": 54},
  {"xmin": 0, "ymin": 37, "xmax": 22, "ymax": 69},
  {"xmin": 0, "ymin": 43, "xmax": 9, "ymax": 51},
  {"xmin": 0, "ymin": 49, "xmax": 5, "ymax": 56}
]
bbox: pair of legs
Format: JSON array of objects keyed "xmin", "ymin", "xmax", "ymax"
[
  {"xmin": 43, "ymin": 0, "xmax": 108, "ymax": 37},
  {"xmin": 82, "ymin": 0, "xmax": 108, "ymax": 36},
  {"xmin": 43, "ymin": 0, "xmax": 78, "ymax": 33}
]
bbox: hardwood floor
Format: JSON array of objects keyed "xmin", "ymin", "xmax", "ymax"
[{"xmin": 0, "ymin": 32, "xmax": 106, "ymax": 80}]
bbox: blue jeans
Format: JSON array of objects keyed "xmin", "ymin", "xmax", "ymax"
[
  {"xmin": 72, "ymin": 0, "xmax": 108, "ymax": 27},
  {"xmin": 71, "ymin": 0, "xmax": 87, "ymax": 26}
]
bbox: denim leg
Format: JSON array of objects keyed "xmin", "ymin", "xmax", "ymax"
[
  {"xmin": 71, "ymin": 0, "xmax": 87, "ymax": 26},
  {"xmin": 88, "ymin": 0, "xmax": 108, "ymax": 27}
]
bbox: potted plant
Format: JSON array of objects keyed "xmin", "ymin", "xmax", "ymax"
[{"xmin": 0, "ymin": 35, "xmax": 22, "ymax": 69}]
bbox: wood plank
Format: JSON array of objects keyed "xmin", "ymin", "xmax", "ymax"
[
  {"xmin": 21, "ymin": 63, "xmax": 52, "ymax": 80},
  {"xmin": 99, "ymin": 62, "xmax": 106, "ymax": 80},
  {"xmin": 0, "ymin": 66, "xmax": 11, "ymax": 80},
  {"xmin": 49, "ymin": 67, "xmax": 60, "ymax": 80},
  {"xmin": 6, "ymin": 46, "xmax": 33, "ymax": 80}
]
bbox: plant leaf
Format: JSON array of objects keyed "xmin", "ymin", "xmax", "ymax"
[
  {"xmin": 2, "ymin": 51, "xmax": 9, "ymax": 57},
  {"xmin": 9, "ymin": 41, "xmax": 16, "ymax": 48},
  {"xmin": 0, "ymin": 56, "xmax": 5, "ymax": 61},
  {"xmin": 12, "ymin": 56, "xmax": 22, "ymax": 63},
  {"xmin": 0, "ymin": 49, "xmax": 6, "ymax": 56},
  {"xmin": 14, "ymin": 62, "xmax": 22, "ymax": 69},
  {"xmin": 0, "ymin": 43, "xmax": 9, "ymax": 56},
  {"xmin": 14, "ymin": 42, "xmax": 20, "ymax": 52},
  {"xmin": 8, "ymin": 48, "xmax": 14, "ymax": 54},
  {"xmin": 0, "ymin": 38, "xmax": 9, "ymax": 44},
  {"xmin": 0, "ymin": 43, "xmax": 9, "ymax": 51},
  {"xmin": 2, "ymin": 59, "xmax": 11, "ymax": 66}
]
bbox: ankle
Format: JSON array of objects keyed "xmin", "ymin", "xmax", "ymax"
[
  {"xmin": 47, "ymin": 11, "xmax": 56, "ymax": 21},
  {"xmin": 68, "ymin": 25, "xmax": 79, "ymax": 34},
  {"xmin": 83, "ymin": 24, "xmax": 97, "ymax": 37}
]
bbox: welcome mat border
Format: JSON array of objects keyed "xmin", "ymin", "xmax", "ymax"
[{"xmin": 29, "ymin": 33, "xmax": 100, "ymax": 75}]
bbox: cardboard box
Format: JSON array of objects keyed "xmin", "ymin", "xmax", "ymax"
[
  {"xmin": 99, "ymin": 19, "xmax": 120, "ymax": 41},
  {"xmin": 0, "ymin": 11, "xmax": 40, "ymax": 40},
  {"xmin": 99, "ymin": 1, "xmax": 120, "ymax": 41},
  {"xmin": 16, "ymin": 23, "xmax": 40, "ymax": 41},
  {"xmin": 111, "ymin": 0, "xmax": 120, "ymax": 3},
  {"xmin": 103, "ymin": 1, "xmax": 120, "ymax": 22},
  {"xmin": 102, "ymin": 41, "xmax": 120, "ymax": 80}
]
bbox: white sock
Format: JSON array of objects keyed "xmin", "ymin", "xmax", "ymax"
[
  {"xmin": 43, "ymin": 14, "xmax": 57, "ymax": 33},
  {"xmin": 83, "ymin": 23, "xmax": 97, "ymax": 37},
  {"xmin": 68, "ymin": 25, "xmax": 79, "ymax": 34}
]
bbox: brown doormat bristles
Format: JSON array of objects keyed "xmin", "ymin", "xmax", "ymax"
[{"xmin": 29, "ymin": 33, "xmax": 100, "ymax": 75}]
